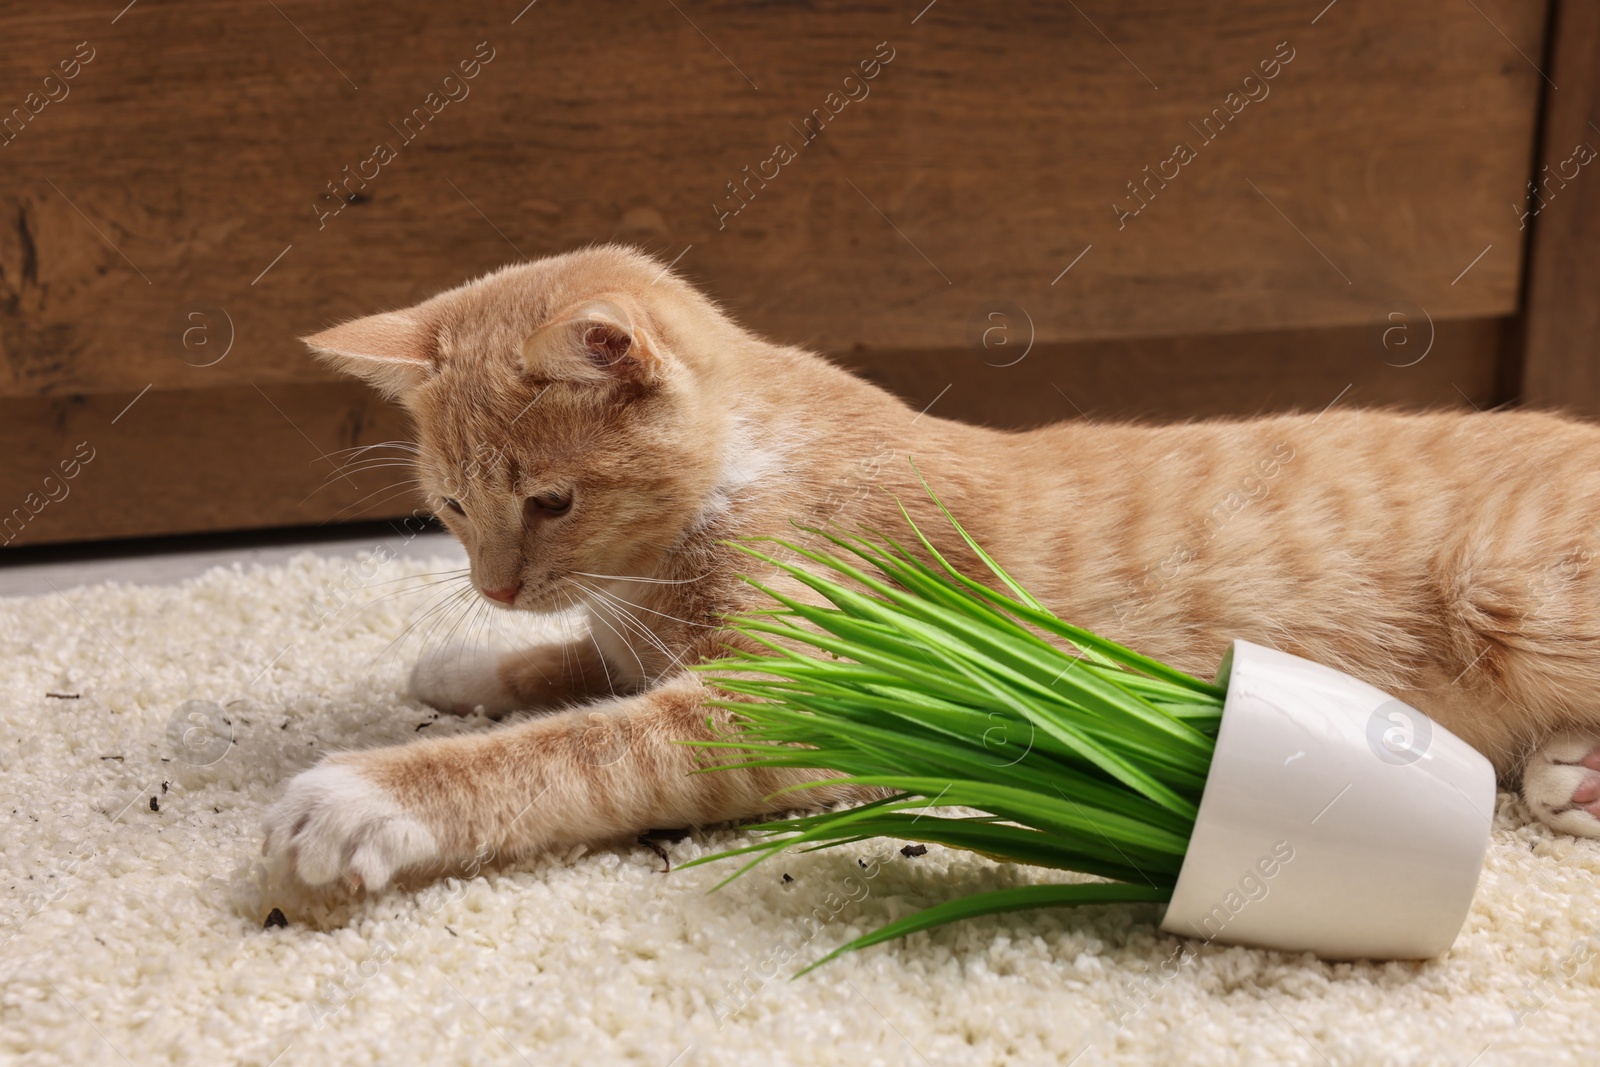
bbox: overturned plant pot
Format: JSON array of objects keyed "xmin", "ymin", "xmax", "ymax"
[
  {"xmin": 692, "ymin": 482, "xmax": 1502, "ymax": 971},
  {"xmin": 1160, "ymin": 639, "xmax": 1496, "ymax": 959}
]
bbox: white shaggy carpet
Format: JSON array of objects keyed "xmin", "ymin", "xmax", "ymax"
[{"xmin": 3, "ymin": 551, "xmax": 1599, "ymax": 1067}]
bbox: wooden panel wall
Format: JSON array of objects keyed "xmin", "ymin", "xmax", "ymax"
[
  {"xmin": 842, "ymin": 318, "xmax": 1511, "ymax": 430},
  {"xmin": 0, "ymin": 0, "xmax": 1549, "ymax": 545},
  {"xmin": 1522, "ymin": 0, "xmax": 1600, "ymax": 415}
]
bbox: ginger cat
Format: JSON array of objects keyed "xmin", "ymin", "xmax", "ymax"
[{"xmin": 265, "ymin": 244, "xmax": 1600, "ymax": 892}]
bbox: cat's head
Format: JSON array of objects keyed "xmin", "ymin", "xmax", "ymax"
[{"xmin": 302, "ymin": 245, "xmax": 740, "ymax": 612}]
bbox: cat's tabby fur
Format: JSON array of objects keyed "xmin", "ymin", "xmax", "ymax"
[{"xmin": 265, "ymin": 245, "xmax": 1600, "ymax": 892}]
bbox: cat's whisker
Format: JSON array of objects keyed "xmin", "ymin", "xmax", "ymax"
[
  {"xmin": 578, "ymin": 591, "xmax": 651, "ymax": 677},
  {"xmin": 362, "ymin": 568, "xmax": 471, "ymax": 589},
  {"xmin": 435, "ymin": 582, "xmax": 488, "ymax": 667},
  {"xmin": 574, "ymin": 584, "xmax": 710, "ymax": 686},
  {"xmin": 582, "ymin": 605, "xmax": 670, "ymax": 677},
  {"xmin": 574, "ymin": 580, "xmax": 691, "ymax": 679},
  {"xmin": 316, "ymin": 578, "xmax": 451, "ymax": 635},
  {"xmin": 322, "ymin": 477, "xmax": 423, "ymax": 514},
  {"xmin": 470, "ymin": 605, "xmax": 559, "ymax": 688},
  {"xmin": 319, "ymin": 460, "xmax": 422, "ymax": 484},
  {"xmin": 325, "ymin": 440, "xmax": 422, "ymax": 459},
  {"xmin": 570, "ymin": 570, "xmax": 712, "ymax": 586},
  {"xmin": 402, "ymin": 581, "xmax": 475, "ymax": 634},
  {"xmin": 322, "ymin": 480, "xmax": 426, "ymax": 525},
  {"xmin": 322, "ymin": 447, "xmax": 417, "ymax": 466},
  {"xmin": 443, "ymin": 585, "xmax": 499, "ymax": 650},
  {"xmin": 416, "ymin": 585, "xmax": 481, "ymax": 656},
  {"xmin": 467, "ymin": 598, "xmax": 497, "ymax": 663},
  {"xmin": 325, "ymin": 457, "xmax": 422, "ymax": 478},
  {"xmin": 371, "ymin": 604, "xmax": 455, "ymax": 669},
  {"xmin": 326, "ymin": 446, "xmax": 421, "ymax": 465},
  {"xmin": 442, "ymin": 598, "xmax": 485, "ymax": 683},
  {"xmin": 573, "ymin": 579, "xmax": 712, "ymax": 630},
  {"xmin": 554, "ymin": 595, "xmax": 579, "ymax": 683},
  {"xmin": 563, "ymin": 589, "xmax": 619, "ymax": 698},
  {"xmin": 297, "ymin": 463, "xmax": 418, "ymax": 507},
  {"xmin": 338, "ymin": 574, "xmax": 474, "ymax": 622},
  {"xmin": 373, "ymin": 583, "xmax": 477, "ymax": 665},
  {"xmin": 312, "ymin": 445, "xmax": 422, "ymax": 487},
  {"xmin": 574, "ymin": 581, "xmax": 693, "ymax": 663}
]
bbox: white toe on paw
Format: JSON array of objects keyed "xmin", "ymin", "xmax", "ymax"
[
  {"xmin": 410, "ymin": 644, "xmax": 518, "ymax": 717},
  {"xmin": 263, "ymin": 762, "xmax": 439, "ymax": 891},
  {"xmin": 1522, "ymin": 731, "xmax": 1600, "ymax": 839}
]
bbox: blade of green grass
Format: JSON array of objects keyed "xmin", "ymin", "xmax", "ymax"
[{"xmin": 795, "ymin": 881, "xmax": 1172, "ymax": 976}]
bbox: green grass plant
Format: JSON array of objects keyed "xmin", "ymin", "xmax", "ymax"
[{"xmin": 685, "ymin": 482, "xmax": 1226, "ymax": 972}]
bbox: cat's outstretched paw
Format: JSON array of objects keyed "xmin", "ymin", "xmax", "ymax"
[
  {"xmin": 262, "ymin": 761, "xmax": 440, "ymax": 891},
  {"xmin": 1522, "ymin": 731, "xmax": 1600, "ymax": 839},
  {"xmin": 410, "ymin": 643, "xmax": 519, "ymax": 717}
]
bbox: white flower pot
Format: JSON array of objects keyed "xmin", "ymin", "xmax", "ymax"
[{"xmin": 1159, "ymin": 640, "xmax": 1496, "ymax": 959}]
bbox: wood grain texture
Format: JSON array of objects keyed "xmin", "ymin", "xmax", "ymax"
[
  {"xmin": 0, "ymin": 316, "xmax": 1507, "ymax": 546},
  {"xmin": 1521, "ymin": 0, "xmax": 1600, "ymax": 416},
  {"xmin": 840, "ymin": 315, "xmax": 1509, "ymax": 429},
  {"xmin": 0, "ymin": 0, "xmax": 1545, "ymax": 399},
  {"xmin": 0, "ymin": 383, "xmax": 422, "ymax": 547}
]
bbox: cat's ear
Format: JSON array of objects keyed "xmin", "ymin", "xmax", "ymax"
[
  {"xmin": 521, "ymin": 299, "xmax": 665, "ymax": 386},
  {"xmin": 301, "ymin": 311, "xmax": 435, "ymax": 398}
]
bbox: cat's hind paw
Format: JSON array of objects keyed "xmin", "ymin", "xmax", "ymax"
[
  {"xmin": 410, "ymin": 643, "xmax": 520, "ymax": 717},
  {"xmin": 262, "ymin": 761, "xmax": 441, "ymax": 892},
  {"xmin": 1522, "ymin": 731, "xmax": 1600, "ymax": 839}
]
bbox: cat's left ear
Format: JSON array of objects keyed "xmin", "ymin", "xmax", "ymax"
[
  {"xmin": 521, "ymin": 298, "xmax": 666, "ymax": 387},
  {"xmin": 301, "ymin": 311, "xmax": 435, "ymax": 399}
]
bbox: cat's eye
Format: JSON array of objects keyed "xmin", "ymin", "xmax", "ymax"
[
  {"xmin": 526, "ymin": 490, "xmax": 573, "ymax": 518},
  {"xmin": 443, "ymin": 498, "xmax": 465, "ymax": 516}
]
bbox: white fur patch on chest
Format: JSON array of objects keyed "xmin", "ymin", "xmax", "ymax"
[{"xmin": 697, "ymin": 418, "xmax": 786, "ymax": 526}]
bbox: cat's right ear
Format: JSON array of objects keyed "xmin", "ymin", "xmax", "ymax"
[
  {"xmin": 301, "ymin": 312, "xmax": 434, "ymax": 399},
  {"xmin": 521, "ymin": 299, "xmax": 665, "ymax": 387}
]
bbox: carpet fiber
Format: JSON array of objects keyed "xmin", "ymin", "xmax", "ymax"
[{"xmin": 2, "ymin": 552, "xmax": 1598, "ymax": 1066}]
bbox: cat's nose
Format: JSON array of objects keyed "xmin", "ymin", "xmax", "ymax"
[{"xmin": 483, "ymin": 582, "xmax": 522, "ymax": 604}]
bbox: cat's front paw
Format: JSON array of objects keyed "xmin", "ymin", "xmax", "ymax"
[
  {"xmin": 410, "ymin": 643, "xmax": 520, "ymax": 717},
  {"xmin": 263, "ymin": 761, "xmax": 441, "ymax": 891},
  {"xmin": 1522, "ymin": 731, "xmax": 1600, "ymax": 838}
]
